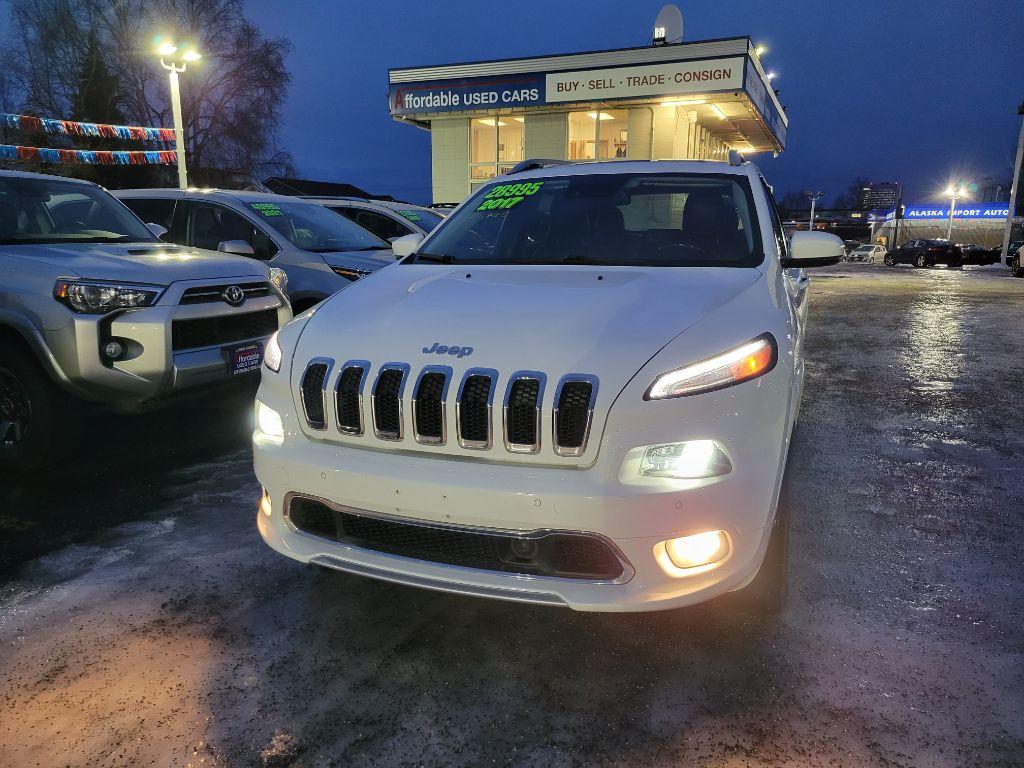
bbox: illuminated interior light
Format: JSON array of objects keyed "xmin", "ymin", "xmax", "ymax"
[
  {"xmin": 660, "ymin": 98, "xmax": 707, "ymax": 107},
  {"xmin": 585, "ymin": 112, "xmax": 615, "ymax": 120},
  {"xmin": 709, "ymin": 103, "xmax": 727, "ymax": 120}
]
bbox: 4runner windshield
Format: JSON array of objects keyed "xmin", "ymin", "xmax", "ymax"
[
  {"xmin": 415, "ymin": 173, "xmax": 763, "ymax": 267},
  {"xmin": 0, "ymin": 176, "xmax": 156, "ymax": 246},
  {"xmin": 247, "ymin": 200, "xmax": 389, "ymax": 253}
]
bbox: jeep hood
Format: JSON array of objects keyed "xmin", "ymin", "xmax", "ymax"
[
  {"xmin": 294, "ymin": 264, "xmax": 762, "ymax": 456},
  {"xmin": 3, "ymin": 242, "xmax": 266, "ymax": 282}
]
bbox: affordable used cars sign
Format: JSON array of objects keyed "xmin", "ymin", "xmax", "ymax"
[{"xmin": 389, "ymin": 73, "xmax": 545, "ymax": 116}]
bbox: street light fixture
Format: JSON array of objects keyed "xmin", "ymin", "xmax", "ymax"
[
  {"xmin": 805, "ymin": 190, "xmax": 824, "ymax": 230},
  {"xmin": 943, "ymin": 184, "xmax": 967, "ymax": 241},
  {"xmin": 154, "ymin": 38, "xmax": 202, "ymax": 189}
]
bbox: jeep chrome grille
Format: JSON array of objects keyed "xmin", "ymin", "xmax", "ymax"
[
  {"xmin": 299, "ymin": 361, "xmax": 597, "ymax": 457},
  {"xmin": 413, "ymin": 367, "xmax": 450, "ymax": 444},
  {"xmin": 372, "ymin": 365, "xmax": 409, "ymax": 440},
  {"xmin": 457, "ymin": 370, "xmax": 496, "ymax": 449},
  {"xmin": 553, "ymin": 376, "xmax": 598, "ymax": 456},
  {"xmin": 504, "ymin": 373, "xmax": 545, "ymax": 453},
  {"xmin": 335, "ymin": 362, "xmax": 369, "ymax": 435},
  {"xmin": 299, "ymin": 359, "xmax": 333, "ymax": 430}
]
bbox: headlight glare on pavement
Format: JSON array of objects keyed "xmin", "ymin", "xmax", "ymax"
[
  {"xmin": 639, "ymin": 440, "xmax": 731, "ymax": 479},
  {"xmin": 255, "ymin": 399, "xmax": 284, "ymax": 444}
]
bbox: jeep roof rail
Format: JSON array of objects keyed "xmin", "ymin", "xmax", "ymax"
[{"xmin": 505, "ymin": 159, "xmax": 573, "ymax": 175}]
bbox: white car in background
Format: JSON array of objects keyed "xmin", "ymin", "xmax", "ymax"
[
  {"xmin": 846, "ymin": 243, "xmax": 887, "ymax": 263},
  {"xmin": 304, "ymin": 197, "xmax": 444, "ymax": 242},
  {"xmin": 253, "ymin": 157, "xmax": 842, "ymax": 614}
]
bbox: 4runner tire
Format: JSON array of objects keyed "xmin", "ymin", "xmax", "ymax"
[
  {"xmin": 735, "ymin": 469, "xmax": 791, "ymax": 616},
  {"xmin": 0, "ymin": 344, "xmax": 62, "ymax": 470}
]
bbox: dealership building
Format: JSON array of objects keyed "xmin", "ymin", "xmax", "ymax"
[
  {"xmin": 388, "ymin": 36, "xmax": 787, "ymax": 203},
  {"xmin": 871, "ymin": 203, "xmax": 1022, "ymax": 248}
]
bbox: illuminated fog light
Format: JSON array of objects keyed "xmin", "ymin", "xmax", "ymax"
[
  {"xmin": 255, "ymin": 399, "xmax": 284, "ymax": 444},
  {"xmin": 639, "ymin": 440, "xmax": 731, "ymax": 479},
  {"xmin": 260, "ymin": 489, "xmax": 272, "ymax": 517},
  {"xmin": 657, "ymin": 530, "xmax": 731, "ymax": 575}
]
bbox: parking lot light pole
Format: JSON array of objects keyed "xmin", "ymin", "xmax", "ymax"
[
  {"xmin": 944, "ymin": 185, "xmax": 965, "ymax": 241},
  {"xmin": 805, "ymin": 190, "xmax": 823, "ymax": 230},
  {"xmin": 155, "ymin": 41, "xmax": 202, "ymax": 189}
]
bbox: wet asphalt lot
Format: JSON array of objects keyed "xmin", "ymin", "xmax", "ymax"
[{"xmin": 1, "ymin": 264, "xmax": 1022, "ymax": 767}]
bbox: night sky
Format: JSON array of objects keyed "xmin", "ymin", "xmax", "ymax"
[{"xmin": 5, "ymin": 0, "xmax": 1024, "ymax": 204}]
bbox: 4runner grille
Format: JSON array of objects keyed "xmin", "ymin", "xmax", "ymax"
[
  {"xmin": 171, "ymin": 308, "xmax": 278, "ymax": 351},
  {"xmin": 287, "ymin": 495, "xmax": 625, "ymax": 581},
  {"xmin": 298, "ymin": 362, "xmax": 597, "ymax": 457},
  {"xmin": 179, "ymin": 282, "xmax": 271, "ymax": 305}
]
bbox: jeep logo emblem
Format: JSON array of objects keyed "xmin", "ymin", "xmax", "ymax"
[
  {"xmin": 222, "ymin": 285, "xmax": 245, "ymax": 306},
  {"xmin": 422, "ymin": 342, "xmax": 473, "ymax": 358}
]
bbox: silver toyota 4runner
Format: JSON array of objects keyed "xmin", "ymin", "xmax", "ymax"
[{"xmin": 0, "ymin": 170, "xmax": 292, "ymax": 469}]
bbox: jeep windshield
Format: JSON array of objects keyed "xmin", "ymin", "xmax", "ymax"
[
  {"xmin": 247, "ymin": 200, "xmax": 390, "ymax": 253},
  {"xmin": 0, "ymin": 176, "xmax": 156, "ymax": 246},
  {"xmin": 413, "ymin": 173, "xmax": 764, "ymax": 267}
]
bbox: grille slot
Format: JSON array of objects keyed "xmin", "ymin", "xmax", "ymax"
[
  {"xmin": 457, "ymin": 371, "xmax": 495, "ymax": 449},
  {"xmin": 171, "ymin": 308, "xmax": 278, "ymax": 351},
  {"xmin": 413, "ymin": 368, "xmax": 449, "ymax": 444},
  {"xmin": 287, "ymin": 495, "xmax": 626, "ymax": 581},
  {"xmin": 179, "ymin": 282, "xmax": 271, "ymax": 305},
  {"xmin": 372, "ymin": 365, "xmax": 408, "ymax": 440},
  {"xmin": 554, "ymin": 377, "xmax": 597, "ymax": 456},
  {"xmin": 300, "ymin": 360, "xmax": 332, "ymax": 430},
  {"xmin": 504, "ymin": 374, "xmax": 544, "ymax": 452},
  {"xmin": 335, "ymin": 363, "xmax": 367, "ymax": 435}
]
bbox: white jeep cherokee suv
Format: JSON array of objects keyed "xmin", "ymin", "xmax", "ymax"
[{"xmin": 253, "ymin": 158, "xmax": 842, "ymax": 613}]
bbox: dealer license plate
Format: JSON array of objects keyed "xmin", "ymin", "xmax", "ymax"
[{"xmin": 227, "ymin": 342, "xmax": 263, "ymax": 375}]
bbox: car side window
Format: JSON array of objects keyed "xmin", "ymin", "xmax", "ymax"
[
  {"xmin": 187, "ymin": 202, "xmax": 276, "ymax": 260},
  {"xmin": 335, "ymin": 207, "xmax": 412, "ymax": 241},
  {"xmin": 121, "ymin": 198, "xmax": 176, "ymax": 229},
  {"xmin": 760, "ymin": 179, "xmax": 788, "ymax": 259}
]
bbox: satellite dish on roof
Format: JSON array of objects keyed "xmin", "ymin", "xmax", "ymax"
[{"xmin": 652, "ymin": 4, "xmax": 683, "ymax": 45}]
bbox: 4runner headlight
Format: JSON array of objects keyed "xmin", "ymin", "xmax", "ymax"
[
  {"xmin": 645, "ymin": 334, "xmax": 777, "ymax": 400},
  {"xmin": 268, "ymin": 267, "xmax": 288, "ymax": 296},
  {"xmin": 53, "ymin": 279, "xmax": 163, "ymax": 314},
  {"xmin": 264, "ymin": 331, "xmax": 283, "ymax": 373}
]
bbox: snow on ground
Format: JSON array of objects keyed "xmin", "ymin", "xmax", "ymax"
[{"xmin": 0, "ymin": 264, "xmax": 1022, "ymax": 767}]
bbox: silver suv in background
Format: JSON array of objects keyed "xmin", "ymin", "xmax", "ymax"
[
  {"xmin": 0, "ymin": 170, "xmax": 292, "ymax": 469},
  {"xmin": 303, "ymin": 196, "xmax": 444, "ymax": 242},
  {"xmin": 116, "ymin": 189, "xmax": 396, "ymax": 313}
]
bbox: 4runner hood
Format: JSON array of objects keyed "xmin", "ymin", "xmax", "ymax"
[
  {"xmin": 4, "ymin": 242, "xmax": 265, "ymax": 282},
  {"xmin": 296, "ymin": 263, "xmax": 761, "ymax": 403}
]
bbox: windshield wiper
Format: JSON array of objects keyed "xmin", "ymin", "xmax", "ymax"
[{"xmin": 412, "ymin": 253, "xmax": 453, "ymax": 263}]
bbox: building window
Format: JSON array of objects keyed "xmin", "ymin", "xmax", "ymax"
[
  {"xmin": 568, "ymin": 109, "xmax": 628, "ymax": 160},
  {"xmin": 470, "ymin": 116, "xmax": 524, "ymax": 187}
]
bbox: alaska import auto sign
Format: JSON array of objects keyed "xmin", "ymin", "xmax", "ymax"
[{"xmin": 902, "ymin": 204, "xmax": 1011, "ymax": 219}]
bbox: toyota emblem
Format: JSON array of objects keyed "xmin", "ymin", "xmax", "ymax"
[{"xmin": 222, "ymin": 285, "xmax": 245, "ymax": 306}]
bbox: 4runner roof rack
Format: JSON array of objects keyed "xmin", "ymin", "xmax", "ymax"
[{"xmin": 505, "ymin": 159, "xmax": 573, "ymax": 175}]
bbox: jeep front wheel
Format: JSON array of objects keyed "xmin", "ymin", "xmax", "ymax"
[{"xmin": 0, "ymin": 346, "xmax": 61, "ymax": 470}]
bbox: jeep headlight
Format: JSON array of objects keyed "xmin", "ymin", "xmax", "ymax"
[
  {"xmin": 53, "ymin": 279, "xmax": 163, "ymax": 314},
  {"xmin": 645, "ymin": 334, "xmax": 777, "ymax": 400}
]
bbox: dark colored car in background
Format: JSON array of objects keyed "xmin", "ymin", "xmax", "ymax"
[
  {"xmin": 885, "ymin": 239, "xmax": 961, "ymax": 268},
  {"xmin": 956, "ymin": 243, "xmax": 1000, "ymax": 266}
]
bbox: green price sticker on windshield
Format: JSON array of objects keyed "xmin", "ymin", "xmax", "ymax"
[
  {"xmin": 397, "ymin": 211, "xmax": 423, "ymax": 221},
  {"xmin": 250, "ymin": 202, "xmax": 283, "ymax": 217},
  {"xmin": 475, "ymin": 181, "xmax": 544, "ymax": 212}
]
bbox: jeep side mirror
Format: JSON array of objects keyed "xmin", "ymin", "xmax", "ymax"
[
  {"xmin": 782, "ymin": 231, "xmax": 844, "ymax": 268},
  {"xmin": 391, "ymin": 232, "xmax": 423, "ymax": 259},
  {"xmin": 218, "ymin": 239, "xmax": 256, "ymax": 257},
  {"xmin": 147, "ymin": 222, "xmax": 168, "ymax": 240}
]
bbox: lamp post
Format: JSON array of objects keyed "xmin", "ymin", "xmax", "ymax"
[
  {"xmin": 805, "ymin": 190, "xmax": 823, "ymax": 230},
  {"xmin": 944, "ymin": 184, "xmax": 966, "ymax": 241},
  {"xmin": 155, "ymin": 40, "xmax": 201, "ymax": 189}
]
